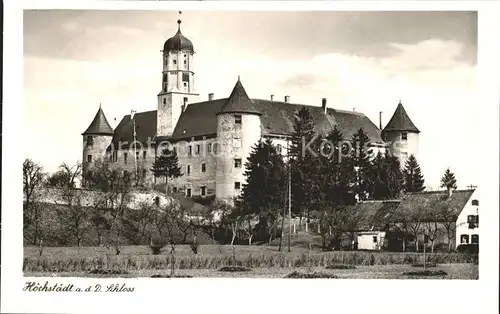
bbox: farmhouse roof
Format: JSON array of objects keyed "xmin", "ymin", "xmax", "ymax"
[
  {"xmin": 392, "ymin": 189, "xmax": 475, "ymax": 222},
  {"xmin": 382, "ymin": 102, "xmax": 420, "ymax": 134}
]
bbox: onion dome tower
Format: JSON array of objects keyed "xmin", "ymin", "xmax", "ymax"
[{"xmin": 157, "ymin": 18, "xmax": 199, "ymax": 138}]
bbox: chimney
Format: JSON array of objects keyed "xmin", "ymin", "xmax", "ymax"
[
  {"xmin": 270, "ymin": 94, "xmax": 274, "ymax": 101},
  {"xmin": 379, "ymin": 111, "xmax": 383, "ymax": 129},
  {"xmin": 284, "ymin": 95, "xmax": 290, "ymax": 103},
  {"xmin": 353, "ymin": 108, "xmax": 356, "ymax": 112},
  {"xmin": 208, "ymin": 93, "xmax": 214, "ymax": 101},
  {"xmin": 447, "ymin": 186, "xmax": 453, "ymax": 198},
  {"xmin": 321, "ymin": 98, "xmax": 327, "ymax": 114}
]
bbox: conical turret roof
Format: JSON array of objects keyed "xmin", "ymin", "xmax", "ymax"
[
  {"xmin": 217, "ymin": 78, "xmax": 261, "ymax": 115},
  {"xmin": 382, "ymin": 102, "xmax": 420, "ymax": 133},
  {"xmin": 82, "ymin": 106, "xmax": 114, "ymax": 135}
]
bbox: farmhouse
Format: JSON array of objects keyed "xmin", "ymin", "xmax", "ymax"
[
  {"xmin": 81, "ymin": 18, "xmax": 420, "ymax": 201},
  {"xmin": 349, "ymin": 188, "xmax": 478, "ymax": 251}
]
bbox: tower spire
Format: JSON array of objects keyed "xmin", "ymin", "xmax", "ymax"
[{"xmin": 177, "ymin": 10, "xmax": 182, "ymax": 31}]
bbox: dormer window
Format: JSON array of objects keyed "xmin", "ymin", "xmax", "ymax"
[{"xmin": 401, "ymin": 132, "xmax": 408, "ymax": 141}]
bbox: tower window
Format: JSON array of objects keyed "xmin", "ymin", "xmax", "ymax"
[
  {"xmin": 201, "ymin": 186, "xmax": 206, "ymax": 196},
  {"xmin": 233, "ymin": 138, "xmax": 242, "ymax": 148},
  {"xmin": 401, "ymin": 133, "xmax": 408, "ymax": 141},
  {"xmin": 187, "ymin": 165, "xmax": 191, "ymax": 175},
  {"xmin": 186, "ymin": 188, "xmax": 192, "ymax": 197},
  {"xmin": 373, "ymin": 236, "xmax": 378, "ymax": 243},
  {"xmin": 173, "ymin": 59, "xmax": 177, "ymax": 65},
  {"xmin": 182, "ymin": 73, "xmax": 189, "ymax": 82},
  {"xmin": 173, "ymin": 187, "xmax": 178, "ymax": 193},
  {"xmin": 234, "ymin": 182, "xmax": 241, "ymax": 190},
  {"xmin": 143, "ymin": 151, "xmax": 147, "ymax": 159},
  {"xmin": 201, "ymin": 163, "xmax": 206, "ymax": 173},
  {"xmin": 196, "ymin": 144, "xmax": 201, "ymax": 154},
  {"xmin": 234, "ymin": 158, "xmax": 242, "ymax": 168},
  {"xmin": 87, "ymin": 155, "xmax": 92, "ymax": 163},
  {"xmin": 472, "ymin": 199, "xmax": 479, "ymax": 206},
  {"xmin": 188, "ymin": 146, "xmax": 192, "ymax": 156},
  {"xmin": 234, "ymin": 115, "xmax": 242, "ymax": 124},
  {"xmin": 460, "ymin": 234, "xmax": 469, "ymax": 244},
  {"xmin": 86, "ymin": 136, "xmax": 93, "ymax": 146},
  {"xmin": 183, "ymin": 82, "xmax": 188, "ymax": 87},
  {"xmin": 163, "ymin": 98, "xmax": 166, "ymax": 104},
  {"xmin": 208, "ymin": 143, "xmax": 212, "ymax": 153},
  {"xmin": 183, "ymin": 60, "xmax": 187, "ymax": 65},
  {"xmin": 124, "ymin": 152, "xmax": 128, "ymax": 164},
  {"xmin": 136, "ymin": 151, "xmax": 139, "ymax": 160}
]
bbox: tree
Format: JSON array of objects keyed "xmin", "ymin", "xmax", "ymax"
[
  {"xmin": 403, "ymin": 154, "xmax": 425, "ymax": 192},
  {"xmin": 23, "ymin": 159, "xmax": 46, "ymax": 245},
  {"xmin": 150, "ymin": 147, "xmax": 182, "ymax": 193},
  {"xmin": 289, "ymin": 107, "xmax": 319, "ymax": 228},
  {"xmin": 440, "ymin": 168, "xmax": 458, "ymax": 190},
  {"xmin": 370, "ymin": 149, "xmax": 404, "ymax": 200},
  {"xmin": 350, "ymin": 128, "xmax": 374, "ymax": 200},
  {"xmin": 240, "ymin": 138, "xmax": 286, "ymax": 242}
]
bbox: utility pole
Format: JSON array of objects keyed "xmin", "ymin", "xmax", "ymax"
[
  {"xmin": 131, "ymin": 110, "xmax": 138, "ymax": 184},
  {"xmin": 288, "ymin": 159, "xmax": 292, "ymax": 253}
]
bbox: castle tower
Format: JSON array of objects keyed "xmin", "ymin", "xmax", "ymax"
[
  {"xmin": 382, "ymin": 101, "xmax": 420, "ymax": 165},
  {"xmin": 215, "ymin": 78, "xmax": 262, "ymax": 200},
  {"xmin": 157, "ymin": 19, "xmax": 199, "ymax": 137},
  {"xmin": 82, "ymin": 105, "xmax": 114, "ymax": 177}
]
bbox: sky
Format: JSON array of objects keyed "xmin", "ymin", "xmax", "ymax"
[{"xmin": 23, "ymin": 10, "xmax": 478, "ymax": 190}]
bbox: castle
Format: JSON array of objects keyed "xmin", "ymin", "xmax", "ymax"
[{"xmin": 82, "ymin": 19, "xmax": 420, "ymax": 200}]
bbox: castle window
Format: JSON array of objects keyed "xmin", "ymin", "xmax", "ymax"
[
  {"xmin": 401, "ymin": 132, "xmax": 408, "ymax": 141},
  {"xmin": 173, "ymin": 187, "xmax": 178, "ymax": 193},
  {"xmin": 87, "ymin": 155, "xmax": 92, "ymax": 163},
  {"xmin": 155, "ymin": 196, "xmax": 160, "ymax": 206},
  {"xmin": 182, "ymin": 73, "xmax": 189, "ymax": 82},
  {"xmin": 143, "ymin": 151, "xmax": 147, "ymax": 159},
  {"xmin": 112, "ymin": 151, "xmax": 118, "ymax": 162},
  {"xmin": 208, "ymin": 143, "xmax": 212, "ymax": 153},
  {"xmin": 186, "ymin": 188, "xmax": 192, "ymax": 197},
  {"xmin": 201, "ymin": 186, "xmax": 206, "ymax": 196},
  {"xmin": 187, "ymin": 165, "xmax": 191, "ymax": 176},
  {"xmin": 373, "ymin": 236, "xmax": 378, "ymax": 243},
  {"xmin": 163, "ymin": 98, "xmax": 166, "ymax": 104},
  {"xmin": 472, "ymin": 199, "xmax": 479, "ymax": 206},
  {"xmin": 86, "ymin": 136, "xmax": 93, "ymax": 146},
  {"xmin": 276, "ymin": 144, "xmax": 282, "ymax": 154},
  {"xmin": 213, "ymin": 143, "xmax": 217, "ymax": 154},
  {"xmin": 233, "ymin": 138, "xmax": 242, "ymax": 148},
  {"xmin": 471, "ymin": 234, "xmax": 479, "ymax": 244},
  {"xmin": 136, "ymin": 151, "xmax": 140, "ymax": 160},
  {"xmin": 183, "ymin": 82, "xmax": 188, "ymax": 87},
  {"xmin": 196, "ymin": 144, "xmax": 201, "ymax": 154},
  {"xmin": 234, "ymin": 115, "xmax": 242, "ymax": 124},
  {"xmin": 188, "ymin": 146, "xmax": 192, "ymax": 156},
  {"xmin": 201, "ymin": 163, "xmax": 206, "ymax": 173},
  {"xmin": 234, "ymin": 158, "xmax": 242, "ymax": 168},
  {"xmin": 184, "ymin": 60, "xmax": 187, "ymax": 65},
  {"xmin": 234, "ymin": 182, "xmax": 241, "ymax": 190},
  {"xmin": 124, "ymin": 152, "xmax": 128, "ymax": 164},
  {"xmin": 173, "ymin": 59, "xmax": 177, "ymax": 65}
]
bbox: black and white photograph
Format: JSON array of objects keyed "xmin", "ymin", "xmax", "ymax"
[{"xmin": 2, "ymin": 1, "xmax": 499, "ymax": 314}]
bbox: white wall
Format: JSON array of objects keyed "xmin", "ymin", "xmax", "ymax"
[
  {"xmin": 357, "ymin": 231, "xmax": 386, "ymax": 250},
  {"xmin": 455, "ymin": 189, "xmax": 479, "ymax": 247}
]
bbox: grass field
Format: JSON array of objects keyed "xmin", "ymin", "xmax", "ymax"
[
  {"xmin": 25, "ymin": 263, "xmax": 478, "ymax": 279},
  {"xmin": 24, "ymin": 243, "xmax": 478, "ymax": 280}
]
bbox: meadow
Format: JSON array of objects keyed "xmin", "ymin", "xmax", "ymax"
[{"xmin": 24, "ymin": 244, "xmax": 478, "ymax": 279}]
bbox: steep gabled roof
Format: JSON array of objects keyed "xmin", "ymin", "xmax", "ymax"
[
  {"xmin": 382, "ymin": 102, "xmax": 420, "ymax": 133},
  {"xmin": 392, "ymin": 189, "xmax": 475, "ymax": 222},
  {"xmin": 82, "ymin": 107, "xmax": 114, "ymax": 136},
  {"xmin": 217, "ymin": 79, "xmax": 261, "ymax": 115},
  {"xmin": 109, "ymin": 110, "xmax": 157, "ymax": 150}
]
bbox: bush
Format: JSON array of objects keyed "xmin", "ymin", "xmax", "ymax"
[
  {"xmin": 218, "ymin": 266, "xmax": 251, "ymax": 272},
  {"xmin": 285, "ymin": 271, "xmax": 338, "ymax": 279},
  {"xmin": 190, "ymin": 242, "xmax": 199, "ymax": 255},
  {"xmin": 403, "ymin": 270, "xmax": 447, "ymax": 277},
  {"xmin": 456, "ymin": 244, "xmax": 479, "ymax": 254},
  {"xmin": 325, "ymin": 264, "xmax": 356, "ymax": 270}
]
